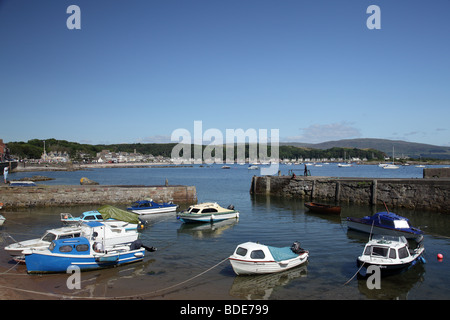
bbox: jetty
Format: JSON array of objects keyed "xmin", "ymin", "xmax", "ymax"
[
  {"xmin": 250, "ymin": 168, "xmax": 450, "ymax": 213},
  {"xmin": 0, "ymin": 184, "xmax": 197, "ymax": 209}
]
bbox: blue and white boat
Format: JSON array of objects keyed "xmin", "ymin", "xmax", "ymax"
[
  {"xmin": 24, "ymin": 237, "xmax": 149, "ymax": 274},
  {"xmin": 61, "ymin": 206, "xmax": 142, "ymax": 230},
  {"xmin": 6, "ymin": 220, "xmax": 140, "ymax": 258},
  {"xmin": 346, "ymin": 211, "xmax": 424, "ymax": 240},
  {"xmin": 61, "ymin": 210, "xmax": 107, "ymax": 225},
  {"xmin": 127, "ymin": 199, "xmax": 178, "ymax": 215}
]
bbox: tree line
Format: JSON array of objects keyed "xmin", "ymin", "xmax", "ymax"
[{"xmin": 6, "ymin": 139, "xmax": 386, "ymax": 161}]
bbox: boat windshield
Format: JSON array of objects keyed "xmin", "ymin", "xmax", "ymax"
[
  {"xmin": 41, "ymin": 232, "xmax": 57, "ymax": 242},
  {"xmin": 393, "ymin": 220, "xmax": 410, "ymax": 229},
  {"xmin": 235, "ymin": 247, "xmax": 248, "ymax": 257},
  {"xmin": 371, "ymin": 234, "xmax": 407, "ymax": 244}
]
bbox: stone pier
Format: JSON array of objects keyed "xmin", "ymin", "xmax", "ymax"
[
  {"xmin": 250, "ymin": 175, "xmax": 450, "ymax": 213},
  {"xmin": 0, "ymin": 184, "xmax": 197, "ymax": 208}
]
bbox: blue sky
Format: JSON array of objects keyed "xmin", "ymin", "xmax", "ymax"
[{"xmin": 1, "ymin": 0, "xmax": 449, "ymax": 146}]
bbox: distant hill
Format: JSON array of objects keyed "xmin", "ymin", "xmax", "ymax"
[
  {"xmin": 281, "ymin": 138, "xmax": 450, "ymax": 159},
  {"xmin": 8, "ymin": 137, "xmax": 450, "ymax": 160}
]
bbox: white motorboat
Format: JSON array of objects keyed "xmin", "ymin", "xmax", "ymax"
[
  {"xmin": 0, "ymin": 215, "xmax": 5, "ymax": 226},
  {"xmin": 382, "ymin": 164, "xmax": 399, "ymax": 169},
  {"xmin": 229, "ymin": 241, "xmax": 309, "ymax": 275},
  {"xmin": 177, "ymin": 202, "xmax": 239, "ymax": 223},
  {"xmin": 357, "ymin": 235, "xmax": 425, "ymax": 276},
  {"xmin": 338, "ymin": 163, "xmax": 352, "ymax": 167}
]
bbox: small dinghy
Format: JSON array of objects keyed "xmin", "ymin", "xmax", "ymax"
[
  {"xmin": 357, "ymin": 235, "xmax": 425, "ymax": 276},
  {"xmin": 304, "ymin": 202, "xmax": 341, "ymax": 214},
  {"xmin": 229, "ymin": 241, "xmax": 308, "ymax": 275}
]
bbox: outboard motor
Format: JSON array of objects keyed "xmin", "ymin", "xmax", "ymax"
[
  {"xmin": 291, "ymin": 241, "xmax": 304, "ymax": 254},
  {"xmin": 130, "ymin": 240, "xmax": 143, "ymax": 250}
]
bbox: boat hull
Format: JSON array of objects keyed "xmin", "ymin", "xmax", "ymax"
[
  {"xmin": 130, "ymin": 206, "xmax": 177, "ymax": 215},
  {"xmin": 25, "ymin": 248, "xmax": 146, "ymax": 274},
  {"xmin": 229, "ymin": 252, "xmax": 308, "ymax": 275},
  {"xmin": 5, "ymin": 240, "xmax": 50, "ymax": 256},
  {"xmin": 357, "ymin": 248, "xmax": 425, "ymax": 276},
  {"xmin": 178, "ymin": 211, "xmax": 239, "ymax": 223},
  {"xmin": 346, "ymin": 218, "xmax": 422, "ymax": 240},
  {"xmin": 304, "ymin": 202, "xmax": 341, "ymax": 214}
]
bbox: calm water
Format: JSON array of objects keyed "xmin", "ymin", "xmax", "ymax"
[{"xmin": 1, "ymin": 163, "xmax": 450, "ymax": 300}]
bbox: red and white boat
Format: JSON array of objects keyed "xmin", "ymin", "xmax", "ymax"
[{"xmin": 229, "ymin": 241, "xmax": 309, "ymax": 275}]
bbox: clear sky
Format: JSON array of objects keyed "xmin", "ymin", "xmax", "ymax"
[{"xmin": 1, "ymin": 0, "xmax": 449, "ymax": 146}]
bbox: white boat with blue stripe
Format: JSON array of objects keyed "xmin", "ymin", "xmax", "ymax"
[{"xmin": 23, "ymin": 237, "xmax": 149, "ymax": 274}]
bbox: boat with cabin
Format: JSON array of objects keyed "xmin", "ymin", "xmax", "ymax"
[
  {"xmin": 357, "ymin": 235, "xmax": 425, "ymax": 276},
  {"xmin": 5, "ymin": 220, "xmax": 140, "ymax": 259},
  {"xmin": 346, "ymin": 211, "xmax": 424, "ymax": 240},
  {"xmin": 61, "ymin": 210, "xmax": 106, "ymax": 225},
  {"xmin": 177, "ymin": 202, "xmax": 239, "ymax": 223},
  {"xmin": 229, "ymin": 241, "xmax": 309, "ymax": 275},
  {"xmin": 127, "ymin": 199, "xmax": 178, "ymax": 215},
  {"xmin": 23, "ymin": 236, "xmax": 152, "ymax": 273}
]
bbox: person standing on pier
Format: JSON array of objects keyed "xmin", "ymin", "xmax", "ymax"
[{"xmin": 3, "ymin": 166, "xmax": 8, "ymax": 183}]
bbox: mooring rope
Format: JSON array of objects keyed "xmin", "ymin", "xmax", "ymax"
[
  {"xmin": 0, "ymin": 256, "xmax": 230, "ymax": 300},
  {"xmin": 342, "ymin": 262, "xmax": 365, "ymax": 286}
]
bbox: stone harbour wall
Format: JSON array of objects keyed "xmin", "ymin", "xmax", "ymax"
[
  {"xmin": 0, "ymin": 185, "xmax": 197, "ymax": 208},
  {"xmin": 250, "ymin": 175, "xmax": 450, "ymax": 213}
]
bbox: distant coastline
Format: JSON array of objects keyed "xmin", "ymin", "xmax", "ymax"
[
  {"xmin": 12, "ymin": 159, "xmax": 450, "ymax": 173},
  {"xmin": 13, "ymin": 162, "xmax": 190, "ymax": 172}
]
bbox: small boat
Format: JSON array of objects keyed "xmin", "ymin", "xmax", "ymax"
[
  {"xmin": 382, "ymin": 146, "xmax": 399, "ymax": 169},
  {"xmin": 0, "ymin": 214, "xmax": 5, "ymax": 226},
  {"xmin": 346, "ymin": 211, "xmax": 424, "ymax": 240},
  {"xmin": 5, "ymin": 221, "xmax": 140, "ymax": 258},
  {"xmin": 357, "ymin": 235, "xmax": 425, "ymax": 276},
  {"xmin": 338, "ymin": 163, "xmax": 352, "ymax": 167},
  {"xmin": 127, "ymin": 199, "xmax": 178, "ymax": 215},
  {"xmin": 61, "ymin": 205, "xmax": 141, "ymax": 227},
  {"xmin": 5, "ymin": 225, "xmax": 84, "ymax": 257},
  {"xmin": 229, "ymin": 241, "xmax": 309, "ymax": 275},
  {"xmin": 61, "ymin": 210, "xmax": 105, "ymax": 225},
  {"xmin": 304, "ymin": 202, "xmax": 341, "ymax": 214},
  {"xmin": 382, "ymin": 164, "xmax": 399, "ymax": 169},
  {"xmin": 8, "ymin": 181, "xmax": 37, "ymax": 186},
  {"xmin": 222, "ymin": 165, "xmax": 231, "ymax": 169},
  {"xmin": 248, "ymin": 165, "xmax": 259, "ymax": 170},
  {"xmin": 177, "ymin": 202, "xmax": 239, "ymax": 223},
  {"xmin": 23, "ymin": 237, "xmax": 153, "ymax": 274}
]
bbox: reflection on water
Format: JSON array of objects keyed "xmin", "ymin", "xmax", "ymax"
[
  {"xmin": 1, "ymin": 165, "xmax": 450, "ymax": 300},
  {"xmin": 229, "ymin": 265, "xmax": 308, "ymax": 300}
]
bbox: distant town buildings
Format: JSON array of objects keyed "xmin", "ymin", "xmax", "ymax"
[{"xmin": 94, "ymin": 150, "xmax": 168, "ymax": 164}]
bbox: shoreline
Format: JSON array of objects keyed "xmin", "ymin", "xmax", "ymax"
[
  {"xmin": 13, "ymin": 160, "xmax": 450, "ymax": 173},
  {"xmin": 13, "ymin": 162, "xmax": 188, "ymax": 172}
]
